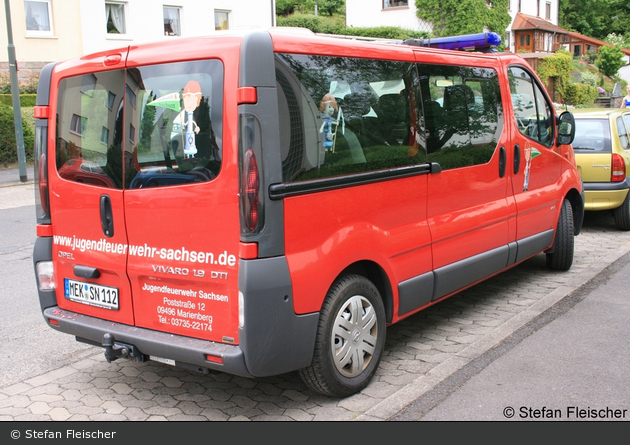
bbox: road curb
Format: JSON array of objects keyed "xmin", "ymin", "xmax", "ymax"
[{"xmin": 355, "ymin": 239, "xmax": 630, "ymax": 421}]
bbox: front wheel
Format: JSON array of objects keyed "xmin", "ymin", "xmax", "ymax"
[
  {"xmin": 298, "ymin": 274, "xmax": 386, "ymax": 398},
  {"xmin": 546, "ymin": 198, "xmax": 574, "ymax": 271}
]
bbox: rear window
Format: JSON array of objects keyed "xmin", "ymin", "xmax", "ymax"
[
  {"xmin": 55, "ymin": 60, "xmax": 224, "ymax": 189},
  {"xmin": 572, "ymin": 118, "xmax": 611, "ymax": 153}
]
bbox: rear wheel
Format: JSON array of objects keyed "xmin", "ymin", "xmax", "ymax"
[
  {"xmin": 613, "ymin": 191, "xmax": 630, "ymax": 231},
  {"xmin": 298, "ymin": 274, "xmax": 386, "ymax": 398},
  {"xmin": 546, "ymin": 198, "xmax": 574, "ymax": 271}
]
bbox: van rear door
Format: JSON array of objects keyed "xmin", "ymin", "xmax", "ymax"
[
  {"xmin": 50, "ymin": 52, "xmax": 134, "ymax": 325},
  {"xmin": 122, "ymin": 44, "xmax": 241, "ymax": 345}
]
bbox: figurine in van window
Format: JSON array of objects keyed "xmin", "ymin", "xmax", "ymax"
[
  {"xmin": 182, "ymin": 80, "xmax": 202, "ymax": 158},
  {"xmin": 319, "ymin": 93, "xmax": 338, "ymax": 151}
]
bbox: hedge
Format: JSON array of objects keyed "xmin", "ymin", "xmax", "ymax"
[
  {"xmin": 276, "ymin": 15, "xmax": 429, "ymax": 40},
  {"xmin": 0, "ymin": 94, "xmax": 37, "ymax": 107},
  {"xmin": 0, "ymin": 103, "xmax": 34, "ymax": 167}
]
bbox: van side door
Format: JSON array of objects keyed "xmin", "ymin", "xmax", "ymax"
[
  {"xmin": 418, "ymin": 60, "xmax": 514, "ymax": 301},
  {"xmin": 506, "ymin": 65, "xmax": 562, "ymax": 256}
]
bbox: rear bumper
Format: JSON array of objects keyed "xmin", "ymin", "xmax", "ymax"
[
  {"xmin": 43, "ymin": 306, "xmax": 253, "ymax": 377},
  {"xmin": 582, "ymin": 182, "xmax": 629, "ymax": 211}
]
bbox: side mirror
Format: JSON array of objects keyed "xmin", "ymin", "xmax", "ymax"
[{"xmin": 556, "ymin": 111, "xmax": 575, "ymax": 146}]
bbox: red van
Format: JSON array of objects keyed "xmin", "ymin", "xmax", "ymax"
[{"xmin": 32, "ymin": 29, "xmax": 583, "ymax": 397}]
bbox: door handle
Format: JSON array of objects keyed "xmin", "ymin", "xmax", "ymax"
[
  {"xmin": 499, "ymin": 146, "xmax": 506, "ymax": 178},
  {"xmin": 514, "ymin": 144, "xmax": 521, "ymax": 174},
  {"xmin": 100, "ymin": 195, "xmax": 114, "ymax": 237}
]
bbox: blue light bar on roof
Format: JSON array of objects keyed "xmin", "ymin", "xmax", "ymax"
[{"xmin": 402, "ymin": 32, "xmax": 502, "ymax": 51}]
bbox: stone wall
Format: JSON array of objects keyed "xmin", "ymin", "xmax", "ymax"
[{"xmin": 0, "ymin": 61, "xmax": 51, "ymax": 84}]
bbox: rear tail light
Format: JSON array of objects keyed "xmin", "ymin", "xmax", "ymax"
[
  {"xmin": 244, "ymin": 148, "xmax": 259, "ymax": 231},
  {"xmin": 36, "ymin": 261, "xmax": 55, "ymax": 290},
  {"xmin": 611, "ymin": 154, "xmax": 625, "ymax": 182},
  {"xmin": 239, "ymin": 115, "xmax": 263, "ymax": 235}
]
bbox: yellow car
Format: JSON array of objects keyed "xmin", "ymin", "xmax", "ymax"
[{"xmin": 572, "ymin": 108, "xmax": 630, "ymax": 230}]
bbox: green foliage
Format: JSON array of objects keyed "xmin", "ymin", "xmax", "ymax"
[
  {"xmin": 0, "ymin": 72, "xmax": 39, "ymax": 95},
  {"xmin": 560, "ymin": 0, "xmax": 630, "ymax": 42},
  {"xmin": 0, "ymin": 94, "xmax": 37, "ymax": 107},
  {"xmin": 576, "ymin": 70, "xmax": 599, "ymax": 87},
  {"xmin": 277, "ymin": 0, "xmax": 344, "ymax": 17},
  {"xmin": 276, "ymin": 14, "xmax": 428, "ymax": 39},
  {"xmin": 414, "ymin": 0, "xmax": 511, "ymax": 40},
  {"xmin": 537, "ymin": 51, "xmax": 573, "ymax": 100},
  {"xmin": 0, "ymin": 104, "xmax": 34, "ymax": 167},
  {"xmin": 317, "ymin": 0, "xmax": 345, "ymax": 16},
  {"xmin": 604, "ymin": 33, "xmax": 630, "ymax": 48},
  {"xmin": 562, "ymin": 83, "xmax": 599, "ymax": 106},
  {"xmin": 595, "ymin": 45, "xmax": 625, "ymax": 78},
  {"xmin": 0, "ymin": 72, "xmax": 9, "ymax": 94}
]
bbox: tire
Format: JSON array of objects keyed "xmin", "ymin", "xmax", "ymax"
[
  {"xmin": 546, "ymin": 198, "xmax": 574, "ymax": 271},
  {"xmin": 298, "ymin": 274, "xmax": 386, "ymax": 398},
  {"xmin": 613, "ymin": 192, "xmax": 630, "ymax": 231}
]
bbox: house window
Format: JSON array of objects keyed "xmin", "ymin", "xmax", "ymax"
[
  {"xmin": 70, "ymin": 114, "xmax": 87, "ymax": 136},
  {"xmin": 545, "ymin": 2, "xmax": 551, "ymax": 20},
  {"xmin": 25, "ymin": 0, "xmax": 53, "ymax": 37},
  {"xmin": 126, "ymin": 85, "xmax": 136, "ymax": 108},
  {"xmin": 573, "ymin": 45, "xmax": 581, "ymax": 57},
  {"xmin": 101, "ymin": 127, "xmax": 110, "ymax": 145},
  {"xmin": 383, "ymin": 0, "xmax": 408, "ymax": 7},
  {"xmin": 129, "ymin": 123, "xmax": 135, "ymax": 143},
  {"xmin": 163, "ymin": 6, "xmax": 181, "ymax": 36},
  {"xmin": 107, "ymin": 91, "xmax": 116, "ymax": 110},
  {"xmin": 215, "ymin": 10, "xmax": 229, "ymax": 30},
  {"xmin": 505, "ymin": 32, "xmax": 511, "ymax": 50},
  {"xmin": 106, "ymin": 2, "xmax": 127, "ymax": 35}
]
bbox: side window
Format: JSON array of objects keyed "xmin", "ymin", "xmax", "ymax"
[
  {"xmin": 276, "ymin": 54, "xmax": 423, "ymax": 182},
  {"xmin": 508, "ymin": 66, "xmax": 554, "ymax": 148},
  {"xmin": 419, "ymin": 64, "xmax": 503, "ymax": 170},
  {"xmin": 617, "ymin": 116, "xmax": 629, "ymax": 150}
]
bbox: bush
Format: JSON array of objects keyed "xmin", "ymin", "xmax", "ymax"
[
  {"xmin": 0, "ymin": 72, "xmax": 39, "ymax": 94},
  {"xmin": 276, "ymin": 14, "xmax": 428, "ymax": 39},
  {"xmin": 578, "ymin": 70, "xmax": 599, "ymax": 87},
  {"xmin": 0, "ymin": 94, "xmax": 37, "ymax": 107},
  {"xmin": 562, "ymin": 83, "xmax": 599, "ymax": 106},
  {"xmin": 0, "ymin": 104, "xmax": 34, "ymax": 167}
]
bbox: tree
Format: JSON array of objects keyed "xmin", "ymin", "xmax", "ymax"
[
  {"xmin": 317, "ymin": 0, "xmax": 345, "ymax": 16},
  {"xmin": 560, "ymin": 0, "xmax": 630, "ymax": 42},
  {"xmin": 415, "ymin": 0, "xmax": 511, "ymax": 39},
  {"xmin": 276, "ymin": 0, "xmax": 303, "ymax": 17},
  {"xmin": 595, "ymin": 45, "xmax": 625, "ymax": 78}
]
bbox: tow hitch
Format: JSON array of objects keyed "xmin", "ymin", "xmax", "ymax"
[{"xmin": 102, "ymin": 333, "xmax": 145, "ymax": 363}]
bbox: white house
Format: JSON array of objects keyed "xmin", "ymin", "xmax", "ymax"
[
  {"xmin": 346, "ymin": 0, "xmax": 560, "ymax": 50},
  {"xmin": 1, "ymin": 0, "xmax": 276, "ymax": 83}
]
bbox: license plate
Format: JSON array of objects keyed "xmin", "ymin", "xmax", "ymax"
[{"xmin": 64, "ymin": 279, "xmax": 119, "ymax": 310}]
